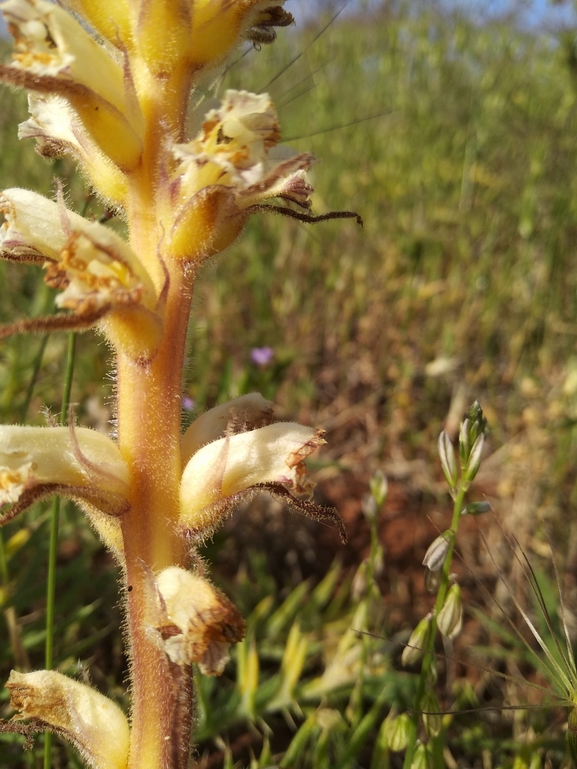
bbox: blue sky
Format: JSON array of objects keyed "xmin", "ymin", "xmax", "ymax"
[
  {"xmin": 1, "ymin": 1, "xmax": 576, "ymax": 44},
  {"xmin": 440, "ymin": 0, "xmax": 577, "ymax": 28},
  {"xmin": 289, "ymin": 0, "xmax": 577, "ymax": 29}
]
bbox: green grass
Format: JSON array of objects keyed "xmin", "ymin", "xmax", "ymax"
[{"xmin": 1, "ymin": 3, "xmax": 577, "ymax": 767}]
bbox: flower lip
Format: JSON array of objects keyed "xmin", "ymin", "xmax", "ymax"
[
  {"xmin": 7, "ymin": 669, "xmax": 130, "ymax": 769},
  {"xmin": 170, "ymin": 90, "xmax": 315, "ymax": 204},
  {"xmin": 180, "ymin": 393, "xmax": 274, "ymax": 464},
  {"xmin": 179, "ymin": 420, "xmax": 346, "ymax": 543},
  {"xmin": 0, "ymin": 425, "xmax": 130, "ymax": 519},
  {"xmin": 0, "ymin": 188, "xmax": 157, "ymax": 313}
]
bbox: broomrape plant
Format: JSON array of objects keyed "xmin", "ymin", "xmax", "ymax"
[{"xmin": 0, "ymin": 1, "xmax": 356, "ymax": 767}]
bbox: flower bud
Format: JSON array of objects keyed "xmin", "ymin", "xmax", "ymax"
[
  {"xmin": 401, "ymin": 615, "xmax": 431, "ymax": 667},
  {"xmin": 464, "ymin": 433, "xmax": 484, "ymax": 482},
  {"xmin": 424, "ymin": 567, "xmax": 441, "ymax": 594},
  {"xmin": 437, "ymin": 431, "xmax": 458, "ymax": 490},
  {"xmin": 461, "ymin": 500, "xmax": 491, "ymax": 517},
  {"xmin": 369, "ymin": 470, "xmax": 388, "ymax": 507},
  {"xmin": 7, "ymin": 670, "xmax": 129, "ymax": 769},
  {"xmin": 458, "ymin": 417, "xmax": 470, "ymax": 466},
  {"xmin": 420, "ymin": 688, "xmax": 442, "ymax": 738},
  {"xmin": 422, "ymin": 530, "xmax": 453, "ymax": 572},
  {"xmin": 383, "ymin": 712, "xmax": 412, "ymax": 752},
  {"xmin": 437, "ymin": 583, "xmax": 463, "ymax": 639},
  {"xmin": 411, "ymin": 743, "xmax": 433, "ymax": 769}
]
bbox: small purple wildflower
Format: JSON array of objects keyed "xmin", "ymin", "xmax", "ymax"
[
  {"xmin": 182, "ymin": 396, "xmax": 195, "ymax": 412},
  {"xmin": 250, "ymin": 346, "xmax": 274, "ymax": 367}
]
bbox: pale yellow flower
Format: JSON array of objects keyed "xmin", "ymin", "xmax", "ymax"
[
  {"xmin": 0, "ymin": 425, "xmax": 129, "ymax": 520},
  {"xmin": 7, "ymin": 670, "xmax": 129, "ymax": 769}
]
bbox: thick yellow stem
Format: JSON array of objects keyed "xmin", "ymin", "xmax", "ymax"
[{"xmin": 116, "ymin": 59, "xmax": 197, "ymax": 769}]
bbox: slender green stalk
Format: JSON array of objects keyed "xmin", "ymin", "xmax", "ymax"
[
  {"xmin": 19, "ymin": 334, "xmax": 49, "ymax": 424},
  {"xmin": 402, "ymin": 483, "xmax": 467, "ymax": 768},
  {"xmin": 0, "ymin": 331, "xmax": 51, "ymax": 681},
  {"xmin": 43, "ymin": 331, "xmax": 76, "ymax": 769},
  {"xmin": 403, "ymin": 405, "xmax": 486, "ymax": 767}
]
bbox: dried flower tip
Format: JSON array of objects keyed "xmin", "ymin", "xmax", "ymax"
[
  {"xmin": 437, "ymin": 582, "xmax": 463, "ymax": 639},
  {"xmin": 383, "ymin": 712, "xmax": 412, "ymax": 752},
  {"xmin": 245, "ymin": 5, "xmax": 294, "ymax": 44},
  {"xmin": 401, "ymin": 615, "xmax": 431, "ymax": 667},
  {"xmin": 156, "ymin": 566, "xmax": 246, "ymax": 676},
  {"xmin": 7, "ymin": 670, "xmax": 129, "ymax": 769},
  {"xmin": 180, "ymin": 393, "xmax": 274, "ymax": 464},
  {"xmin": 0, "ymin": 425, "xmax": 129, "ymax": 517},
  {"xmin": 437, "ymin": 430, "xmax": 458, "ymax": 490},
  {"xmin": 179, "ymin": 422, "xmax": 324, "ymax": 536},
  {"xmin": 422, "ymin": 530, "xmax": 453, "ymax": 572}
]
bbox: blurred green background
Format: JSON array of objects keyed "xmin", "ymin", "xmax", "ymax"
[{"xmin": 2, "ymin": 1, "xmax": 577, "ymax": 766}]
